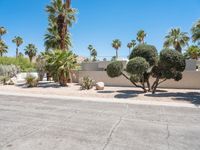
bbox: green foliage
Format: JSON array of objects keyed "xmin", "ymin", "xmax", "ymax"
[
  {"xmin": 163, "ymin": 28, "xmax": 189, "ymax": 53},
  {"xmin": 126, "ymin": 57, "xmax": 149, "ymax": 75},
  {"xmin": 25, "ymin": 74, "xmax": 38, "ymax": 87},
  {"xmin": 152, "ymin": 49, "xmax": 186, "ymax": 82},
  {"xmin": 159, "ymin": 49, "xmax": 186, "ymax": 72},
  {"xmin": 107, "ymin": 61, "xmax": 123, "ymax": 78},
  {"xmin": 24, "ymin": 44, "xmax": 37, "ymax": 62},
  {"xmin": 0, "ymin": 76, "xmax": 10, "ymax": 85},
  {"xmin": 136, "ymin": 30, "xmax": 146, "ymax": 43},
  {"xmin": 0, "ymin": 56, "xmax": 35, "ymax": 72},
  {"xmin": 0, "ymin": 64, "xmax": 19, "ymax": 77},
  {"xmin": 184, "ymin": 45, "xmax": 200, "ymax": 60},
  {"xmin": 44, "ymin": 50, "xmax": 77, "ymax": 85},
  {"xmin": 0, "ymin": 40, "xmax": 8, "ymax": 57},
  {"xmin": 191, "ymin": 19, "xmax": 200, "ymax": 43},
  {"xmin": 129, "ymin": 44, "xmax": 158, "ymax": 66},
  {"xmin": 80, "ymin": 76, "xmax": 94, "ymax": 90}
]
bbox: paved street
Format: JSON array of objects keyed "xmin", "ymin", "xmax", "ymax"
[{"xmin": 0, "ymin": 95, "xmax": 200, "ymax": 150}]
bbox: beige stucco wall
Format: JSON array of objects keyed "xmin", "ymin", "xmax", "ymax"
[{"xmin": 78, "ymin": 71, "xmax": 200, "ymax": 89}]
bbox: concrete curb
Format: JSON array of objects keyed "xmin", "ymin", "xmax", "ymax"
[{"xmin": 0, "ymin": 91, "xmax": 199, "ymax": 108}]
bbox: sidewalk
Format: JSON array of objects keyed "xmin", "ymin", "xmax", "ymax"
[{"xmin": 0, "ymin": 84, "xmax": 200, "ymax": 108}]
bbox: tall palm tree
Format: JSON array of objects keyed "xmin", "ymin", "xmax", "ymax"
[
  {"xmin": 191, "ymin": 19, "xmax": 200, "ymax": 44},
  {"xmin": 112, "ymin": 39, "xmax": 121, "ymax": 59},
  {"xmin": 0, "ymin": 40, "xmax": 8, "ymax": 57},
  {"xmin": 12, "ymin": 36, "xmax": 23, "ymax": 58},
  {"xmin": 164, "ymin": 28, "xmax": 189, "ymax": 53},
  {"xmin": 46, "ymin": 0, "xmax": 76, "ymax": 51},
  {"xmin": 91, "ymin": 48, "xmax": 97, "ymax": 62},
  {"xmin": 136, "ymin": 30, "xmax": 146, "ymax": 43},
  {"xmin": 127, "ymin": 40, "xmax": 136, "ymax": 55},
  {"xmin": 88, "ymin": 44, "xmax": 93, "ymax": 61},
  {"xmin": 0, "ymin": 27, "xmax": 7, "ymax": 40},
  {"xmin": 24, "ymin": 44, "xmax": 37, "ymax": 62}
]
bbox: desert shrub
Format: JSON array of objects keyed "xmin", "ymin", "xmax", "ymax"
[
  {"xmin": 25, "ymin": 74, "xmax": 38, "ymax": 87},
  {"xmin": 0, "ymin": 76, "xmax": 10, "ymax": 85},
  {"xmin": 106, "ymin": 61, "xmax": 123, "ymax": 78},
  {"xmin": 129, "ymin": 44, "xmax": 158, "ymax": 66},
  {"xmin": 0, "ymin": 64, "xmax": 19, "ymax": 77},
  {"xmin": 0, "ymin": 56, "xmax": 35, "ymax": 72},
  {"xmin": 80, "ymin": 76, "xmax": 94, "ymax": 90},
  {"xmin": 35, "ymin": 55, "xmax": 46, "ymax": 81}
]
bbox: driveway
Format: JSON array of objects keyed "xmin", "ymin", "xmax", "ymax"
[{"xmin": 0, "ymin": 94, "xmax": 200, "ymax": 150}]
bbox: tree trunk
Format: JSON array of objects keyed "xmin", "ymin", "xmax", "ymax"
[
  {"xmin": 116, "ymin": 49, "xmax": 118, "ymax": 59},
  {"xmin": 152, "ymin": 78, "xmax": 159, "ymax": 94},
  {"xmin": 29, "ymin": 56, "xmax": 33, "ymax": 63},
  {"xmin": 16, "ymin": 47, "xmax": 18, "ymax": 58},
  {"xmin": 59, "ymin": 70, "xmax": 67, "ymax": 86}
]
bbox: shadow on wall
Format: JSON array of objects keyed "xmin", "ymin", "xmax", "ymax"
[{"xmin": 145, "ymin": 92, "xmax": 200, "ymax": 106}]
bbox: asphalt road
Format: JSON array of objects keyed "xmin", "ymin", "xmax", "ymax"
[{"xmin": 0, "ymin": 95, "xmax": 200, "ymax": 150}]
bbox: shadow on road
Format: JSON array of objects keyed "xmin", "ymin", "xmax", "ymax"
[
  {"xmin": 114, "ymin": 90, "xmax": 143, "ymax": 99},
  {"xmin": 145, "ymin": 92, "xmax": 200, "ymax": 106}
]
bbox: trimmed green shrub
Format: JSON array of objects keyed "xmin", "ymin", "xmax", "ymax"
[
  {"xmin": 129, "ymin": 44, "xmax": 158, "ymax": 66},
  {"xmin": 126, "ymin": 57, "xmax": 149, "ymax": 75},
  {"xmin": 106, "ymin": 61, "xmax": 123, "ymax": 78},
  {"xmin": 80, "ymin": 76, "xmax": 94, "ymax": 90}
]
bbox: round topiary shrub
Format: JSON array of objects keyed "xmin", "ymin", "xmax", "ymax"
[
  {"xmin": 106, "ymin": 61, "xmax": 123, "ymax": 78},
  {"xmin": 129, "ymin": 44, "xmax": 158, "ymax": 66},
  {"xmin": 126, "ymin": 57, "xmax": 149, "ymax": 75},
  {"xmin": 159, "ymin": 48, "xmax": 186, "ymax": 72}
]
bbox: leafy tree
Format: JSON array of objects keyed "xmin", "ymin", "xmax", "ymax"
[
  {"xmin": 0, "ymin": 27, "xmax": 7, "ymax": 40},
  {"xmin": 91, "ymin": 49, "xmax": 97, "ymax": 62},
  {"xmin": 24, "ymin": 44, "xmax": 37, "ymax": 63},
  {"xmin": 151, "ymin": 49, "xmax": 186, "ymax": 93},
  {"xmin": 164, "ymin": 28, "xmax": 189, "ymax": 53},
  {"xmin": 106, "ymin": 44, "xmax": 186, "ymax": 94},
  {"xmin": 127, "ymin": 40, "xmax": 136, "ymax": 55},
  {"xmin": 184, "ymin": 45, "xmax": 200, "ymax": 60},
  {"xmin": 12, "ymin": 36, "xmax": 23, "ymax": 58},
  {"xmin": 45, "ymin": 0, "xmax": 76, "ymax": 51},
  {"xmin": 136, "ymin": 30, "xmax": 146, "ymax": 43},
  {"xmin": 0, "ymin": 40, "xmax": 8, "ymax": 57},
  {"xmin": 112, "ymin": 39, "xmax": 121, "ymax": 59},
  {"xmin": 191, "ymin": 19, "xmax": 200, "ymax": 44},
  {"xmin": 44, "ymin": 50, "xmax": 77, "ymax": 86}
]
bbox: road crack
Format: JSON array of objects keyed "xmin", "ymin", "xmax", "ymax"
[{"xmin": 102, "ymin": 104, "xmax": 129, "ymax": 150}]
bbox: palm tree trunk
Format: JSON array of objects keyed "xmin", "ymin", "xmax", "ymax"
[
  {"xmin": 29, "ymin": 57, "xmax": 33, "ymax": 63},
  {"xmin": 116, "ymin": 49, "xmax": 118, "ymax": 59},
  {"xmin": 16, "ymin": 47, "xmax": 18, "ymax": 58}
]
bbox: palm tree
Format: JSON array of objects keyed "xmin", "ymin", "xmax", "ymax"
[
  {"xmin": 184, "ymin": 45, "xmax": 200, "ymax": 60},
  {"xmin": 0, "ymin": 40, "xmax": 8, "ymax": 57},
  {"xmin": 91, "ymin": 49, "xmax": 97, "ymax": 62},
  {"xmin": 112, "ymin": 39, "xmax": 121, "ymax": 59},
  {"xmin": 46, "ymin": 0, "xmax": 76, "ymax": 51},
  {"xmin": 12, "ymin": 36, "xmax": 23, "ymax": 58},
  {"xmin": 136, "ymin": 30, "xmax": 146, "ymax": 43},
  {"xmin": 191, "ymin": 19, "xmax": 200, "ymax": 44},
  {"xmin": 0, "ymin": 27, "xmax": 7, "ymax": 40},
  {"xmin": 164, "ymin": 28, "xmax": 189, "ymax": 53},
  {"xmin": 88, "ymin": 44, "xmax": 93, "ymax": 61},
  {"xmin": 127, "ymin": 40, "xmax": 136, "ymax": 55},
  {"xmin": 24, "ymin": 44, "xmax": 37, "ymax": 62},
  {"xmin": 44, "ymin": 50, "xmax": 77, "ymax": 86}
]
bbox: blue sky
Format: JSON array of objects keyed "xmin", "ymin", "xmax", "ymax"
[{"xmin": 0, "ymin": 0, "xmax": 200, "ymax": 59}]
